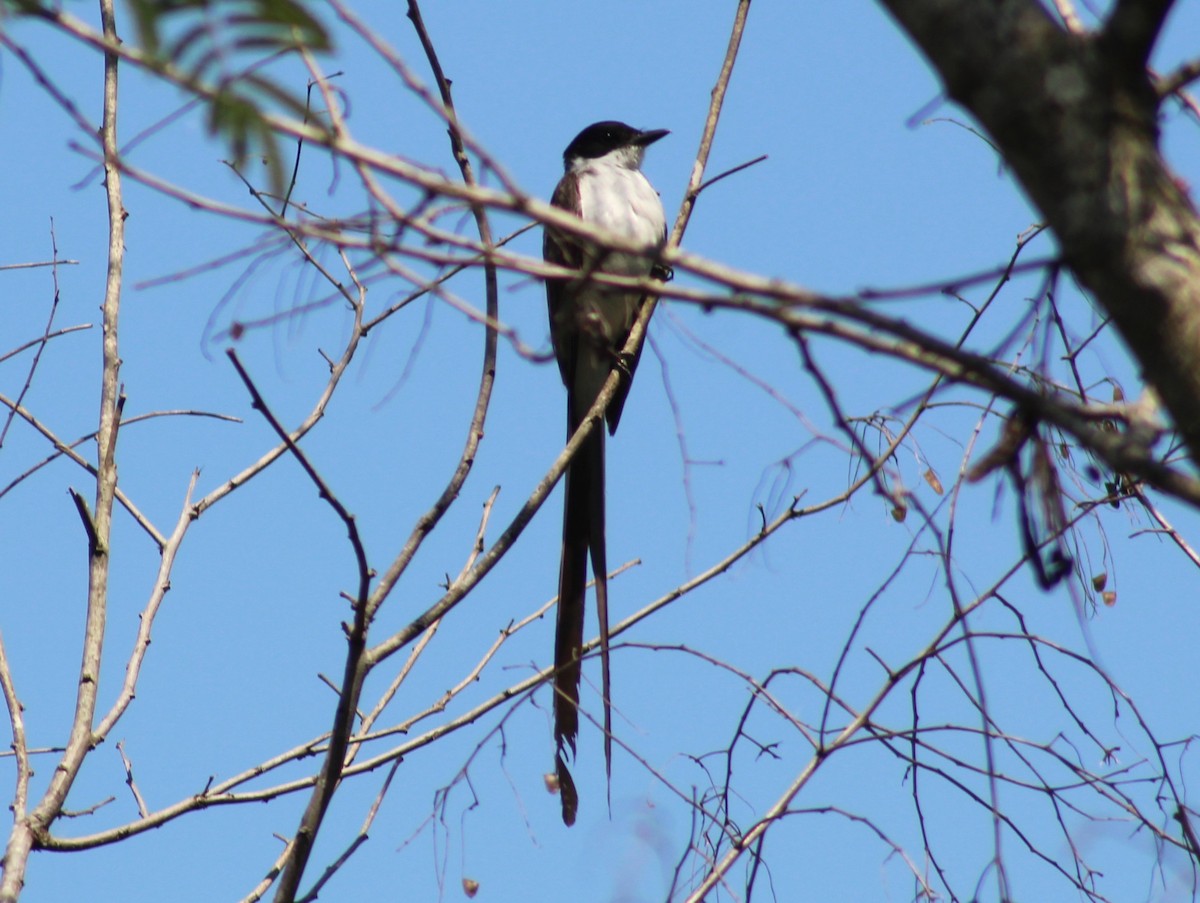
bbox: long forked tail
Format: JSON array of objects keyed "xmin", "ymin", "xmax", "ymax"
[{"xmin": 552, "ymin": 419, "xmax": 610, "ymax": 827}]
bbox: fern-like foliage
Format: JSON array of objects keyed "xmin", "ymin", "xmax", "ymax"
[{"xmin": 125, "ymin": 0, "xmax": 334, "ymax": 196}]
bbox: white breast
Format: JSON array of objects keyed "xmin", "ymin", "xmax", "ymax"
[{"xmin": 575, "ymin": 157, "xmax": 665, "ymax": 275}]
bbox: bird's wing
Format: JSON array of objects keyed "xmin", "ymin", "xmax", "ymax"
[{"xmin": 544, "ymin": 171, "xmax": 584, "ymax": 390}]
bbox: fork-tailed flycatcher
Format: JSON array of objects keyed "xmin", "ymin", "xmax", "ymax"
[{"xmin": 543, "ymin": 120, "xmax": 668, "ymax": 826}]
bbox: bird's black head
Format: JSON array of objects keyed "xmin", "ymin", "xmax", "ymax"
[{"xmin": 562, "ymin": 121, "xmax": 669, "ymax": 163}]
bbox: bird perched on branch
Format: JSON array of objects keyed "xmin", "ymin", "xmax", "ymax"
[{"xmin": 543, "ymin": 120, "xmax": 669, "ymax": 826}]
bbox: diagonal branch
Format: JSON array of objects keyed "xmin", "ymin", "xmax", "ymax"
[
  {"xmin": 271, "ymin": 4, "xmax": 502, "ymax": 897},
  {"xmin": 878, "ymin": 0, "xmax": 1200, "ymax": 471},
  {"xmin": 227, "ymin": 350, "xmax": 373, "ymax": 903},
  {"xmin": 1103, "ymin": 0, "xmax": 1177, "ymax": 70}
]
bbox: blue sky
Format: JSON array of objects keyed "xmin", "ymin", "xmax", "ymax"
[{"xmin": 4, "ymin": 2, "xmax": 1200, "ymax": 901}]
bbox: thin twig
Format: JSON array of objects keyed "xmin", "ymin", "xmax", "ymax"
[
  {"xmin": 0, "ymin": 632, "xmax": 30, "ymax": 826},
  {"xmin": 115, "ymin": 741, "xmax": 149, "ymax": 818},
  {"xmin": 0, "ymin": 222, "xmax": 65, "ymax": 448}
]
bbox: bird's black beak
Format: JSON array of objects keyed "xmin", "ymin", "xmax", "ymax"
[{"xmin": 633, "ymin": 128, "xmax": 669, "ymax": 147}]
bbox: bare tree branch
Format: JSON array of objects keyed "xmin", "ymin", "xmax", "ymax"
[
  {"xmin": 0, "ymin": 2, "xmax": 124, "ymax": 898},
  {"xmin": 878, "ymin": 0, "xmax": 1200, "ymax": 470}
]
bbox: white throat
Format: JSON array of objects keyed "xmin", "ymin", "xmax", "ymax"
[{"xmin": 568, "ymin": 143, "xmax": 645, "ymax": 174}]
